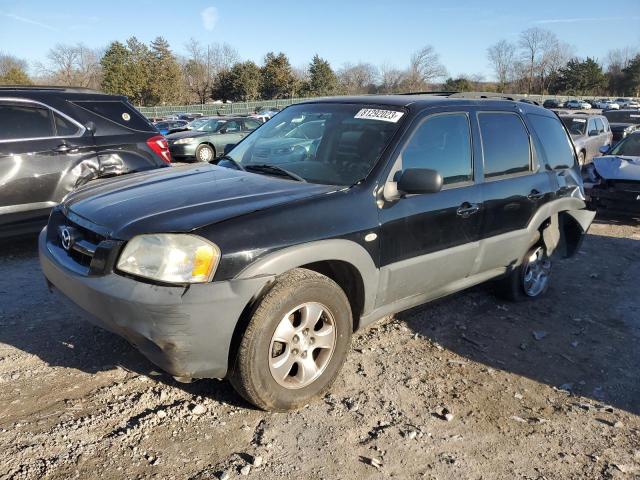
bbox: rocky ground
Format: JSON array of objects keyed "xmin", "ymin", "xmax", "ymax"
[{"xmin": 1, "ymin": 216, "xmax": 639, "ymax": 479}]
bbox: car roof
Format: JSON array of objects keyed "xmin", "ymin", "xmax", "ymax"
[
  {"xmin": 298, "ymin": 92, "xmax": 553, "ymax": 116},
  {"xmin": 0, "ymin": 85, "xmax": 124, "ymax": 101}
]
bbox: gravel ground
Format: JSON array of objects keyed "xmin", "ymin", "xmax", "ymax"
[{"xmin": 1, "ymin": 217, "xmax": 639, "ymax": 479}]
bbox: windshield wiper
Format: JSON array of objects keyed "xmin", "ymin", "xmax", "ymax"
[
  {"xmin": 214, "ymin": 155, "xmax": 246, "ymax": 171},
  {"xmin": 245, "ymin": 164, "xmax": 306, "ymax": 182}
]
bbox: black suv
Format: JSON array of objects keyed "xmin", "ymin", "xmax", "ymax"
[
  {"xmin": 0, "ymin": 86, "xmax": 171, "ymax": 237},
  {"xmin": 39, "ymin": 95, "xmax": 595, "ymax": 411}
]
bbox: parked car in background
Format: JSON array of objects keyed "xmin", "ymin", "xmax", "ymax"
[
  {"xmin": 543, "ymin": 99, "xmax": 564, "ymax": 109},
  {"xmin": 593, "ymin": 99, "xmax": 619, "ymax": 110},
  {"xmin": 153, "ymin": 119, "xmax": 188, "ymax": 135},
  {"xmin": 614, "ymin": 98, "xmax": 640, "ymax": 109},
  {"xmin": 251, "ymin": 106, "xmax": 281, "ymax": 123},
  {"xmin": 39, "ymin": 95, "xmax": 594, "ymax": 411},
  {"xmin": 602, "ymin": 109, "xmax": 640, "ymax": 142},
  {"xmin": 166, "ymin": 116, "xmax": 262, "ymax": 162},
  {"xmin": 627, "ymin": 99, "xmax": 640, "ymax": 109},
  {"xmin": 565, "ymin": 99, "xmax": 591, "ymax": 110},
  {"xmin": 559, "ymin": 113, "xmax": 613, "ymax": 165},
  {"xmin": 583, "ymin": 131, "xmax": 640, "ymax": 215},
  {"xmin": 0, "ymin": 86, "xmax": 171, "ymax": 238}
]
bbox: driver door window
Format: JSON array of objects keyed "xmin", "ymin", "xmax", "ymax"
[
  {"xmin": 224, "ymin": 121, "xmax": 240, "ymax": 133},
  {"xmin": 400, "ymin": 113, "xmax": 473, "ymax": 186}
]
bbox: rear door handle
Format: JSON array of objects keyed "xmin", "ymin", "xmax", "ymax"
[
  {"xmin": 456, "ymin": 202, "xmax": 480, "ymax": 217},
  {"xmin": 527, "ymin": 189, "xmax": 545, "ymax": 200}
]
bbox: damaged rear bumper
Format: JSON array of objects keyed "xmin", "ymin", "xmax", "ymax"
[{"xmin": 38, "ymin": 229, "xmax": 273, "ymax": 379}]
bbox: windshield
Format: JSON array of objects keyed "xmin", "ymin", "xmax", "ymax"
[
  {"xmin": 220, "ymin": 103, "xmax": 404, "ymax": 185},
  {"xmin": 194, "ymin": 118, "xmax": 228, "ymax": 132},
  {"xmin": 560, "ymin": 117, "xmax": 587, "ymax": 135},
  {"xmin": 610, "ymin": 134, "xmax": 640, "ymax": 157},
  {"xmin": 604, "ymin": 111, "xmax": 640, "ymax": 123}
]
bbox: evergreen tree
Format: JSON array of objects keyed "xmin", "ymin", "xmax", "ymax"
[
  {"xmin": 305, "ymin": 54, "xmax": 338, "ymax": 96},
  {"xmin": 549, "ymin": 57, "xmax": 606, "ymax": 95},
  {"xmin": 100, "ymin": 42, "xmax": 131, "ymax": 96},
  {"xmin": 126, "ymin": 37, "xmax": 152, "ymax": 106},
  {"xmin": 215, "ymin": 61, "xmax": 261, "ymax": 102},
  {"xmin": 260, "ymin": 52, "xmax": 295, "ymax": 99},
  {"xmin": 148, "ymin": 37, "xmax": 182, "ymax": 105},
  {"xmin": 0, "ymin": 66, "xmax": 32, "ymax": 85},
  {"xmin": 622, "ymin": 55, "xmax": 640, "ymax": 96}
]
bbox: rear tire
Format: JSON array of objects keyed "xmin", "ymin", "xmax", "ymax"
[
  {"xmin": 229, "ymin": 268, "xmax": 352, "ymax": 411},
  {"xmin": 195, "ymin": 144, "xmax": 215, "ymax": 162},
  {"xmin": 495, "ymin": 245, "xmax": 552, "ymax": 302}
]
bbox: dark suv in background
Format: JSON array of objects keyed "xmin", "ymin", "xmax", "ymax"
[
  {"xmin": 40, "ymin": 94, "xmax": 595, "ymax": 411},
  {"xmin": 0, "ymin": 86, "xmax": 171, "ymax": 238}
]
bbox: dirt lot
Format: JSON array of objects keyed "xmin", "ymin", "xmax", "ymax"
[{"xmin": 1, "ymin": 217, "xmax": 639, "ymax": 480}]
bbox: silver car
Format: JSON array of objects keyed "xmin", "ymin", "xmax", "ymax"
[{"xmin": 560, "ymin": 114, "xmax": 613, "ymax": 165}]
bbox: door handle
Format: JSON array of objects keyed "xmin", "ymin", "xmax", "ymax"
[
  {"xmin": 456, "ymin": 202, "xmax": 480, "ymax": 217},
  {"xmin": 53, "ymin": 143, "xmax": 78, "ymax": 153},
  {"xmin": 527, "ymin": 189, "xmax": 544, "ymax": 201}
]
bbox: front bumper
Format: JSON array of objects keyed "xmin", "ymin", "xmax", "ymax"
[
  {"xmin": 585, "ymin": 184, "xmax": 640, "ymax": 215},
  {"xmin": 168, "ymin": 143, "xmax": 197, "ymax": 160},
  {"xmin": 39, "ymin": 229, "xmax": 273, "ymax": 379}
]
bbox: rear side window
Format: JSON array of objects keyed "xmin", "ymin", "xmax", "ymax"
[
  {"xmin": 54, "ymin": 112, "xmax": 81, "ymax": 137},
  {"xmin": 528, "ymin": 114, "xmax": 576, "ymax": 170},
  {"xmin": 479, "ymin": 112, "xmax": 531, "ymax": 178},
  {"xmin": 72, "ymin": 100, "xmax": 153, "ymax": 131},
  {"xmin": 243, "ymin": 119, "xmax": 262, "ymax": 130},
  {"xmin": 400, "ymin": 113, "xmax": 473, "ymax": 186},
  {"xmin": 594, "ymin": 118, "xmax": 605, "ymax": 133},
  {"xmin": 0, "ymin": 104, "xmax": 53, "ymax": 141}
]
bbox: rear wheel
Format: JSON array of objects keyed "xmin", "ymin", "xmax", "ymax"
[
  {"xmin": 495, "ymin": 245, "xmax": 552, "ymax": 301},
  {"xmin": 230, "ymin": 268, "xmax": 352, "ymax": 411},
  {"xmin": 195, "ymin": 144, "xmax": 215, "ymax": 162}
]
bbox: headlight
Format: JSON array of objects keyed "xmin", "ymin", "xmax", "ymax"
[
  {"xmin": 117, "ymin": 234, "xmax": 220, "ymax": 284},
  {"xmin": 174, "ymin": 137, "xmax": 197, "ymax": 145}
]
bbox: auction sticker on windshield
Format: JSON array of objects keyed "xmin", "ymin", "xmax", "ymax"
[{"xmin": 355, "ymin": 108, "xmax": 404, "ymax": 123}]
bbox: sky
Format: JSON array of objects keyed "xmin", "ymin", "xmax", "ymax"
[{"xmin": 1, "ymin": 0, "xmax": 639, "ymax": 80}]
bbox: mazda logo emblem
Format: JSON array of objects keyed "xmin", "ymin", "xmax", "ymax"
[{"xmin": 60, "ymin": 227, "xmax": 73, "ymax": 251}]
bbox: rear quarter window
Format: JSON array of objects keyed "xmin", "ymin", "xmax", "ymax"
[
  {"xmin": 72, "ymin": 100, "xmax": 154, "ymax": 132},
  {"xmin": 528, "ymin": 114, "xmax": 576, "ymax": 170}
]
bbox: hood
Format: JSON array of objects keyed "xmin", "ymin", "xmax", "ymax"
[
  {"xmin": 63, "ymin": 164, "xmax": 339, "ymax": 239},
  {"xmin": 592, "ymin": 155, "xmax": 640, "ymax": 180},
  {"xmin": 165, "ymin": 130, "xmax": 211, "ymax": 141}
]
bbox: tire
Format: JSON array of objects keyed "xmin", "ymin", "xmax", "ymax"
[
  {"xmin": 195, "ymin": 144, "xmax": 215, "ymax": 162},
  {"xmin": 495, "ymin": 245, "xmax": 552, "ymax": 302},
  {"xmin": 577, "ymin": 151, "xmax": 586, "ymax": 166},
  {"xmin": 229, "ymin": 268, "xmax": 352, "ymax": 411}
]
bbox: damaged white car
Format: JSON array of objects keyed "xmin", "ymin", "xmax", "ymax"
[{"xmin": 584, "ymin": 131, "xmax": 640, "ymax": 215}]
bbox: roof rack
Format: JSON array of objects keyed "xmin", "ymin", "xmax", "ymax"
[
  {"xmin": 0, "ymin": 85, "xmax": 103, "ymax": 94},
  {"xmin": 398, "ymin": 91, "xmax": 457, "ymax": 97}
]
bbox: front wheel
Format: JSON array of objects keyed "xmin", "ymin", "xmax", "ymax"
[
  {"xmin": 230, "ymin": 268, "xmax": 352, "ymax": 411},
  {"xmin": 195, "ymin": 144, "xmax": 215, "ymax": 162},
  {"xmin": 495, "ymin": 246, "xmax": 552, "ymax": 301}
]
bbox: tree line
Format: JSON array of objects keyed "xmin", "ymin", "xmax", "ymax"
[{"xmin": 1, "ymin": 28, "xmax": 638, "ymax": 105}]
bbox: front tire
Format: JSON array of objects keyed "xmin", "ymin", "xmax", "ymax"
[
  {"xmin": 195, "ymin": 144, "xmax": 215, "ymax": 162},
  {"xmin": 230, "ymin": 268, "xmax": 352, "ymax": 411},
  {"xmin": 495, "ymin": 245, "xmax": 552, "ymax": 302}
]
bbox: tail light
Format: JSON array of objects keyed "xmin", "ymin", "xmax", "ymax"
[{"xmin": 146, "ymin": 135, "xmax": 172, "ymax": 164}]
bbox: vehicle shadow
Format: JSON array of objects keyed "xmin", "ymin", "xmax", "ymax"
[
  {"xmin": 396, "ymin": 230, "xmax": 640, "ymax": 415},
  {"xmin": 0, "ymin": 236, "xmax": 253, "ymax": 410}
]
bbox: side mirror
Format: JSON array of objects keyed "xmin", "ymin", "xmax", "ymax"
[
  {"xmin": 397, "ymin": 168, "xmax": 443, "ymax": 195},
  {"xmin": 588, "ymin": 129, "xmax": 598, "ymax": 136},
  {"xmin": 85, "ymin": 121, "xmax": 96, "ymax": 135},
  {"xmin": 599, "ymin": 145, "xmax": 610, "ymax": 154}
]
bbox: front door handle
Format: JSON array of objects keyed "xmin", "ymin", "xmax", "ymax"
[
  {"xmin": 527, "ymin": 189, "xmax": 545, "ymax": 201},
  {"xmin": 456, "ymin": 202, "xmax": 480, "ymax": 217},
  {"xmin": 53, "ymin": 143, "xmax": 78, "ymax": 154}
]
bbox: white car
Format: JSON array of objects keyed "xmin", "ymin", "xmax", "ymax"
[
  {"xmin": 614, "ymin": 98, "xmax": 640, "ymax": 108},
  {"xmin": 626, "ymin": 100, "xmax": 640, "ymax": 109},
  {"xmin": 594, "ymin": 99, "xmax": 619, "ymax": 110},
  {"xmin": 565, "ymin": 99, "xmax": 591, "ymax": 110}
]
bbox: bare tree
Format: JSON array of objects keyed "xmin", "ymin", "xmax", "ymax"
[
  {"xmin": 540, "ymin": 41, "xmax": 574, "ymax": 93},
  {"xmin": 36, "ymin": 44, "xmax": 101, "ymax": 89},
  {"xmin": 183, "ymin": 39, "xmax": 239, "ymax": 104},
  {"xmin": 337, "ymin": 62, "xmax": 379, "ymax": 94},
  {"xmin": 378, "ymin": 64, "xmax": 406, "ymax": 93},
  {"xmin": 404, "ymin": 46, "xmax": 448, "ymax": 92},
  {"xmin": 487, "ymin": 40, "xmax": 516, "ymax": 92},
  {"xmin": 605, "ymin": 46, "xmax": 638, "ymax": 74},
  {"xmin": 518, "ymin": 28, "xmax": 557, "ymax": 94}
]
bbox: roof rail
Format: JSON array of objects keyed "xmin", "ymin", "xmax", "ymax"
[
  {"xmin": 397, "ymin": 91, "xmax": 457, "ymax": 96},
  {"xmin": 0, "ymin": 85, "xmax": 103, "ymax": 94}
]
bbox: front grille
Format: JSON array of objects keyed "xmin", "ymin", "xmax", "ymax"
[
  {"xmin": 610, "ymin": 181, "xmax": 640, "ymax": 193},
  {"xmin": 47, "ymin": 208, "xmax": 120, "ymax": 276}
]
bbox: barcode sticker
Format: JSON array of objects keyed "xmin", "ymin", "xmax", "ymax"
[{"xmin": 355, "ymin": 108, "xmax": 404, "ymax": 123}]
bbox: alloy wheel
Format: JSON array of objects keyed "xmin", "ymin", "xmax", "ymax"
[{"xmin": 523, "ymin": 247, "xmax": 551, "ymax": 297}]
